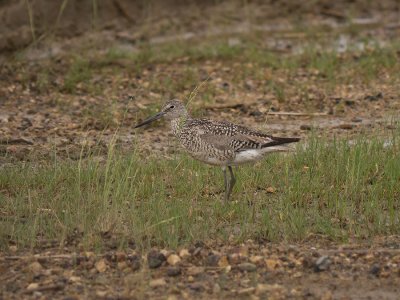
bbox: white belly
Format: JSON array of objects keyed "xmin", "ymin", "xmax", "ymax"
[
  {"xmin": 189, "ymin": 152, "xmax": 228, "ymax": 166},
  {"xmin": 231, "ymin": 146, "xmax": 291, "ymax": 165},
  {"xmin": 187, "ymin": 146, "xmax": 292, "ymax": 166}
]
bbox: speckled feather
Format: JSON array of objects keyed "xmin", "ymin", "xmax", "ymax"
[
  {"xmin": 134, "ymin": 99, "xmax": 300, "ymax": 200},
  {"xmin": 135, "ymin": 99, "xmax": 300, "ymax": 166},
  {"xmin": 171, "ymin": 117, "xmax": 299, "ymax": 166}
]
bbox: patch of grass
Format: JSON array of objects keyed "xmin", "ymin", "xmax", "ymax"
[
  {"xmin": 268, "ymin": 80, "xmax": 286, "ymax": 102},
  {"xmin": 302, "ymin": 48, "xmax": 340, "ymax": 81},
  {"xmin": 100, "ymin": 36, "xmax": 400, "ymax": 87},
  {"xmin": 105, "ymin": 47, "xmax": 133, "ymax": 61},
  {"xmin": 1, "ymin": 131, "xmax": 399, "ymax": 250},
  {"xmin": 35, "ymin": 69, "xmax": 51, "ymax": 93},
  {"xmin": 353, "ymin": 47, "xmax": 399, "ymax": 83},
  {"xmin": 149, "ymin": 67, "xmax": 200, "ymax": 95},
  {"xmin": 25, "ymin": 0, "xmax": 36, "ymax": 45},
  {"xmin": 80, "ymin": 99, "xmax": 120, "ymax": 130},
  {"xmin": 61, "ymin": 35, "xmax": 400, "ymax": 100},
  {"xmin": 63, "ymin": 57, "xmax": 92, "ymax": 93}
]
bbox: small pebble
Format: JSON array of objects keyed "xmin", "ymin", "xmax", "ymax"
[
  {"xmin": 314, "ymin": 256, "xmax": 331, "ymax": 272},
  {"xmin": 369, "ymin": 264, "xmax": 381, "ymax": 276},
  {"xmin": 300, "ymin": 124, "xmax": 312, "ymax": 131},
  {"xmin": 351, "ymin": 117, "xmax": 363, "ymax": 123},
  {"xmin": 149, "ymin": 278, "xmax": 167, "ymax": 288},
  {"xmin": 238, "ymin": 262, "xmax": 257, "ymax": 272},
  {"xmin": 167, "ymin": 254, "xmax": 181, "ymax": 266},
  {"xmin": 167, "ymin": 266, "xmax": 181, "ymax": 277},
  {"xmin": 206, "ymin": 254, "xmax": 220, "ymax": 266},
  {"xmin": 188, "ymin": 282, "xmax": 205, "ymax": 292},
  {"xmin": 147, "ymin": 250, "xmax": 166, "ymax": 269}
]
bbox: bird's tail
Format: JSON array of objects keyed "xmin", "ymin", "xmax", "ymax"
[
  {"xmin": 262, "ymin": 136, "xmax": 300, "ymax": 148},
  {"xmin": 261, "ymin": 145, "xmax": 297, "ymax": 153}
]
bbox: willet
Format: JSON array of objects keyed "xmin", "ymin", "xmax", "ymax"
[{"xmin": 135, "ymin": 99, "xmax": 300, "ymax": 201}]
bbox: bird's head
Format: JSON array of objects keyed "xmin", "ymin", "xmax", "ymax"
[{"xmin": 134, "ymin": 99, "xmax": 188, "ymax": 128}]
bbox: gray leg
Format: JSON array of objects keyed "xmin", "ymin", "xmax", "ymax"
[
  {"xmin": 222, "ymin": 166, "xmax": 229, "ymax": 202},
  {"xmin": 226, "ymin": 166, "xmax": 236, "ymax": 201}
]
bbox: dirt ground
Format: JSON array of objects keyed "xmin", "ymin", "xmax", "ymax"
[
  {"xmin": 1, "ymin": 1, "xmax": 400, "ymax": 299},
  {"xmin": 1, "ymin": 0, "xmax": 400, "ymax": 161},
  {"xmin": 2, "ymin": 236, "xmax": 400, "ymax": 299}
]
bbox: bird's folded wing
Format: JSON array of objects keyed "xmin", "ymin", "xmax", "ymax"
[
  {"xmin": 199, "ymin": 134, "xmax": 235, "ymax": 151},
  {"xmin": 195, "ymin": 119, "xmax": 298, "ymax": 152},
  {"xmin": 200, "ymin": 133, "xmax": 273, "ymax": 151}
]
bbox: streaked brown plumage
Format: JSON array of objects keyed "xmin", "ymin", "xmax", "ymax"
[{"xmin": 135, "ymin": 99, "xmax": 299, "ymax": 201}]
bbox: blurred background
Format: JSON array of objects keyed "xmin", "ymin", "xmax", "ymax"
[
  {"xmin": 1, "ymin": 0, "xmax": 399, "ymax": 53},
  {"xmin": 0, "ymin": 0, "xmax": 399, "ymax": 161}
]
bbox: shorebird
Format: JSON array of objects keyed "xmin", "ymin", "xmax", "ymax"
[{"xmin": 135, "ymin": 99, "xmax": 300, "ymax": 201}]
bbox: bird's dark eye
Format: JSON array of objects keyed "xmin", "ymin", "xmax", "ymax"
[{"xmin": 170, "ymin": 105, "xmax": 175, "ymax": 109}]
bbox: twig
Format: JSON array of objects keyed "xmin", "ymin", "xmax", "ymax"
[
  {"xmin": 4, "ymin": 254, "xmax": 83, "ymax": 260},
  {"xmin": 4, "ymin": 252, "xmax": 139, "ymax": 261},
  {"xmin": 204, "ymin": 104, "xmax": 328, "ymax": 117},
  {"xmin": 187, "ymin": 77, "xmax": 210, "ymax": 106},
  {"xmin": 267, "ymin": 112, "xmax": 328, "ymax": 116},
  {"xmin": 319, "ymin": 249, "xmax": 400, "ymax": 255},
  {"xmin": 25, "ymin": 0, "xmax": 36, "ymax": 45},
  {"xmin": 386, "ymin": 23, "xmax": 400, "ymax": 29},
  {"xmin": 24, "ymin": 284, "xmax": 64, "ymax": 294},
  {"xmin": 0, "ymin": 138, "xmax": 34, "ymax": 145},
  {"xmin": 141, "ymin": 215, "xmax": 183, "ymax": 233},
  {"xmin": 113, "ymin": 0, "xmax": 135, "ymax": 23},
  {"xmin": 320, "ymin": 9, "xmax": 347, "ymax": 20},
  {"xmin": 204, "ymin": 103, "xmax": 246, "ymax": 110}
]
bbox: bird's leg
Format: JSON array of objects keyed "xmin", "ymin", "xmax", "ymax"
[
  {"xmin": 222, "ymin": 166, "xmax": 229, "ymax": 202},
  {"xmin": 226, "ymin": 166, "xmax": 236, "ymax": 201}
]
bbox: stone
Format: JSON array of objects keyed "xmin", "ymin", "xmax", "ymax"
[
  {"xmin": 117, "ymin": 261, "xmax": 128, "ymax": 270},
  {"xmin": 69, "ymin": 276, "xmax": 81, "ymax": 283},
  {"xmin": 188, "ymin": 282, "xmax": 205, "ymax": 292},
  {"xmin": 149, "ymin": 278, "xmax": 167, "ymax": 288},
  {"xmin": 369, "ymin": 264, "xmax": 381, "ymax": 276},
  {"xmin": 179, "ymin": 249, "xmax": 190, "ymax": 258},
  {"xmin": 95, "ymin": 259, "xmax": 107, "ymax": 273},
  {"xmin": 28, "ymin": 262, "xmax": 43, "ymax": 275},
  {"xmin": 206, "ymin": 254, "xmax": 220, "ymax": 266},
  {"xmin": 238, "ymin": 262, "xmax": 257, "ymax": 272},
  {"xmin": 337, "ymin": 123, "xmax": 354, "ymax": 130},
  {"xmin": 115, "ymin": 251, "xmax": 126, "ymax": 262},
  {"xmin": 27, "ymin": 283, "xmax": 39, "ymax": 291},
  {"xmin": 238, "ymin": 287, "xmax": 255, "ymax": 295},
  {"xmin": 213, "ymin": 283, "xmax": 221, "ymax": 294},
  {"xmin": 351, "ymin": 117, "xmax": 363, "ymax": 123},
  {"xmin": 96, "ymin": 290, "xmax": 108, "ymax": 297},
  {"xmin": 167, "ymin": 254, "xmax": 181, "ymax": 266},
  {"xmin": 187, "ymin": 266, "xmax": 205, "ymax": 276},
  {"xmin": 147, "ymin": 250, "xmax": 166, "ymax": 269},
  {"xmin": 128, "ymin": 255, "xmax": 141, "ymax": 271},
  {"xmin": 300, "ymin": 124, "xmax": 312, "ymax": 130},
  {"xmin": 265, "ymin": 258, "xmax": 280, "ymax": 270},
  {"xmin": 266, "ymin": 187, "xmax": 276, "ymax": 193},
  {"xmin": 167, "ymin": 266, "xmax": 181, "ymax": 277},
  {"xmin": 218, "ymin": 255, "xmax": 230, "ymax": 268},
  {"xmin": 314, "ymin": 256, "xmax": 331, "ymax": 272}
]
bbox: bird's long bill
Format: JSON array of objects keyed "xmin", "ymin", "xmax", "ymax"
[{"xmin": 134, "ymin": 111, "xmax": 165, "ymax": 128}]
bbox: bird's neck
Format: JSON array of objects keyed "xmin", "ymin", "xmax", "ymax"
[{"xmin": 171, "ymin": 115, "xmax": 190, "ymax": 136}]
